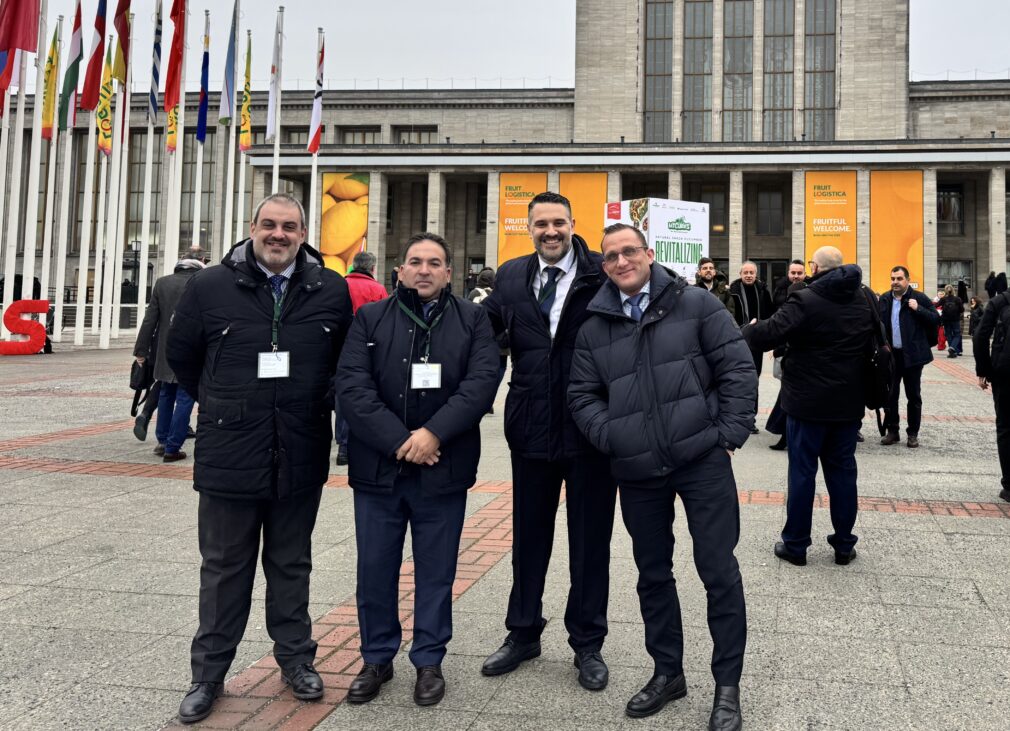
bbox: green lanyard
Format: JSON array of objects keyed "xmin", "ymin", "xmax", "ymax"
[
  {"xmin": 271, "ymin": 291, "xmax": 286, "ymax": 351},
  {"xmin": 397, "ymin": 299, "xmax": 444, "ymax": 363}
]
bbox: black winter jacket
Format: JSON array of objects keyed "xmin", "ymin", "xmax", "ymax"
[
  {"xmin": 729, "ymin": 278, "xmax": 774, "ymax": 327},
  {"xmin": 134, "ymin": 264, "xmax": 201, "ymax": 383},
  {"xmin": 336, "ymin": 285, "xmax": 499, "ymax": 495},
  {"xmin": 166, "ymin": 241, "xmax": 352, "ymax": 501},
  {"xmin": 484, "ymin": 235, "xmax": 607, "ymax": 460},
  {"xmin": 568, "ymin": 265, "xmax": 757, "ymax": 485},
  {"xmin": 877, "ymin": 287, "xmax": 941, "ymax": 368},
  {"xmin": 743, "ymin": 264, "xmax": 874, "ymax": 422}
]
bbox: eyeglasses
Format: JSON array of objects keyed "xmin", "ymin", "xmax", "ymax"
[{"xmin": 603, "ymin": 246, "xmax": 648, "ymax": 265}]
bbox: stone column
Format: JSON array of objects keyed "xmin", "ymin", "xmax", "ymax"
[
  {"xmin": 210, "ymin": 134, "xmax": 227, "ymax": 252},
  {"xmin": 857, "ymin": 168, "xmax": 871, "ymax": 275},
  {"xmin": 367, "ymin": 171, "xmax": 388, "ymax": 284},
  {"xmin": 252, "ymin": 166, "xmax": 267, "ymax": 214},
  {"xmin": 668, "ymin": 170, "xmax": 683, "ymax": 201},
  {"xmin": 793, "ymin": 0, "xmax": 805, "ymax": 141},
  {"xmin": 712, "ymin": 0, "xmax": 725, "ymax": 142},
  {"xmin": 426, "ymin": 171, "xmax": 446, "ymax": 236},
  {"xmin": 922, "ymin": 168, "xmax": 938, "ymax": 293},
  {"xmin": 672, "ymin": 0, "xmax": 685, "ymax": 142},
  {"xmin": 990, "ymin": 167, "xmax": 1006, "ymax": 281},
  {"xmin": 791, "ymin": 169, "xmax": 805, "ymax": 261},
  {"xmin": 729, "ymin": 169, "xmax": 744, "ymax": 274},
  {"xmin": 752, "ymin": 0, "xmax": 765, "ymax": 142},
  {"xmin": 547, "ymin": 169, "xmax": 560, "ymax": 192},
  {"xmin": 485, "ymin": 171, "xmax": 499, "ymax": 269},
  {"xmin": 607, "ymin": 170, "xmax": 622, "ymax": 202}
]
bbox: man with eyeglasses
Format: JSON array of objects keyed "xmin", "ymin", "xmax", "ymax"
[{"xmin": 569, "ymin": 223, "xmax": 756, "ymax": 729}]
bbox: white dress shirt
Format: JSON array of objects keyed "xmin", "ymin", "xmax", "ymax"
[
  {"xmin": 256, "ymin": 259, "xmax": 297, "ymax": 296},
  {"xmin": 532, "ymin": 245, "xmax": 577, "ymax": 339},
  {"xmin": 620, "ymin": 281, "xmax": 651, "ymax": 319}
]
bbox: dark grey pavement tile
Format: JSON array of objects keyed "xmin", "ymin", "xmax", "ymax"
[
  {"xmin": 0, "ymin": 626, "xmax": 159, "ymax": 681},
  {"xmin": 769, "ymin": 634, "xmax": 904, "ymax": 685},
  {"xmin": 883, "ymin": 604, "xmax": 1010, "ymax": 648},
  {"xmin": 776, "ymin": 564, "xmax": 881, "ymax": 603},
  {"xmin": 0, "ymin": 503, "xmax": 70, "ymax": 527},
  {"xmin": 6, "ymin": 682, "xmax": 180, "ymax": 731},
  {"xmin": 1, "ymin": 552, "xmax": 111, "ymax": 585},
  {"xmin": 51, "ymin": 558, "xmax": 199, "ymax": 595},
  {"xmin": 0, "ymin": 583, "xmax": 30, "ymax": 601},
  {"xmin": 776, "ymin": 597, "xmax": 890, "ymax": 640},
  {"xmin": 0, "ymin": 525, "xmax": 86, "ymax": 553},
  {"xmin": 898, "ymin": 642, "xmax": 1010, "ymax": 688},
  {"xmin": 316, "ymin": 704, "xmax": 477, "ymax": 731},
  {"xmin": 38, "ymin": 529, "xmax": 188, "ymax": 558},
  {"xmin": 876, "ymin": 575, "xmax": 986, "ymax": 608},
  {"xmin": 767, "ymin": 680, "xmax": 917, "ymax": 730},
  {"xmin": 933, "ymin": 514, "xmax": 1010, "ymax": 535}
]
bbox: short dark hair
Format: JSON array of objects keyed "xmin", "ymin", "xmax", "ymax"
[
  {"xmin": 527, "ymin": 191, "xmax": 572, "ymax": 219},
  {"xmin": 401, "ymin": 232, "xmax": 452, "ymax": 266},
  {"xmin": 252, "ymin": 193, "xmax": 306, "ymax": 229},
  {"xmin": 352, "ymin": 251, "xmax": 376, "ymax": 272},
  {"xmin": 601, "ymin": 222, "xmax": 647, "ymax": 248},
  {"xmin": 698, "ymin": 257, "xmax": 715, "ymax": 268},
  {"xmin": 790, "ymin": 259, "xmax": 804, "ymax": 267},
  {"xmin": 891, "ymin": 265, "xmax": 910, "ymax": 278}
]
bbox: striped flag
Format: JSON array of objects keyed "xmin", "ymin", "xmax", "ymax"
[
  {"xmin": 58, "ymin": 0, "xmax": 83, "ymax": 130},
  {"xmin": 163, "ymin": 0, "xmax": 185, "ymax": 113},
  {"xmin": 238, "ymin": 32, "xmax": 251, "ymax": 151},
  {"xmin": 96, "ymin": 45, "xmax": 114, "ymax": 156},
  {"xmin": 195, "ymin": 18, "xmax": 209, "ymax": 143},
  {"xmin": 112, "ymin": 0, "xmax": 131, "ymax": 83},
  {"xmin": 41, "ymin": 28, "xmax": 60, "ymax": 139},
  {"xmin": 265, "ymin": 12, "xmax": 281, "ymax": 142},
  {"xmin": 148, "ymin": 0, "xmax": 162, "ymax": 124},
  {"xmin": 218, "ymin": 0, "xmax": 237, "ymax": 125},
  {"xmin": 80, "ymin": 0, "xmax": 107, "ymax": 111},
  {"xmin": 0, "ymin": 0, "xmax": 41, "ymax": 54},
  {"xmin": 307, "ymin": 38, "xmax": 323, "ymax": 154}
]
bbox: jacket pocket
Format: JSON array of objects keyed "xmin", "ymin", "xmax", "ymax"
[
  {"xmin": 203, "ymin": 394, "xmax": 245, "ymax": 427},
  {"xmin": 503, "ymin": 384, "xmax": 530, "ymax": 448}
]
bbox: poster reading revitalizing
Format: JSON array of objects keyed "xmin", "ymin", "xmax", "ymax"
[
  {"xmin": 870, "ymin": 170, "xmax": 924, "ymax": 294},
  {"xmin": 604, "ymin": 198, "xmax": 710, "ymax": 280},
  {"xmin": 498, "ymin": 172, "xmax": 547, "ymax": 264},
  {"xmin": 320, "ymin": 173, "xmax": 369, "ymax": 275},
  {"xmin": 805, "ymin": 171, "xmax": 857, "ymax": 266}
]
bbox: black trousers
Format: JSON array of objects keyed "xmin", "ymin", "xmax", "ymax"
[
  {"xmin": 619, "ymin": 448, "xmax": 746, "ymax": 685},
  {"xmin": 190, "ymin": 487, "xmax": 323, "ymax": 682},
  {"xmin": 883, "ymin": 349, "xmax": 923, "ymax": 436},
  {"xmin": 506, "ymin": 451, "xmax": 617, "ymax": 652},
  {"xmin": 993, "ymin": 381, "xmax": 1010, "ymax": 489}
]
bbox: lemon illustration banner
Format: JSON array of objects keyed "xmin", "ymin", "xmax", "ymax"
[
  {"xmin": 869, "ymin": 170, "xmax": 924, "ymax": 294},
  {"xmin": 320, "ymin": 172, "xmax": 369, "ymax": 276},
  {"xmin": 498, "ymin": 172, "xmax": 547, "ymax": 264},
  {"xmin": 805, "ymin": 171, "xmax": 857, "ymax": 266}
]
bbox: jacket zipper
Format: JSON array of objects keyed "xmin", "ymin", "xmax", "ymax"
[{"xmin": 211, "ymin": 324, "xmax": 231, "ymax": 377}]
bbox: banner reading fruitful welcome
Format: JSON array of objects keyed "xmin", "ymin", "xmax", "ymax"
[
  {"xmin": 559, "ymin": 172, "xmax": 608, "ymax": 252},
  {"xmin": 805, "ymin": 171, "xmax": 857, "ymax": 265},
  {"xmin": 498, "ymin": 172, "xmax": 546, "ymax": 264},
  {"xmin": 870, "ymin": 171, "xmax": 924, "ymax": 294}
]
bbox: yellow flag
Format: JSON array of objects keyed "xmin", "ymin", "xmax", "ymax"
[
  {"xmin": 166, "ymin": 105, "xmax": 178, "ymax": 152},
  {"xmin": 97, "ymin": 45, "xmax": 114, "ymax": 156},
  {"xmin": 41, "ymin": 29, "xmax": 60, "ymax": 140},
  {"xmin": 113, "ymin": 19, "xmax": 130, "ymax": 83},
  {"xmin": 239, "ymin": 33, "xmax": 251, "ymax": 151}
]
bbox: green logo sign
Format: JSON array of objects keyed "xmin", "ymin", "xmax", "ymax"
[{"xmin": 668, "ymin": 216, "xmax": 691, "ymax": 232}]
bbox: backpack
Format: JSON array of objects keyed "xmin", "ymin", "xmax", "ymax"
[
  {"xmin": 861, "ymin": 287, "xmax": 895, "ymax": 432},
  {"xmin": 942, "ymin": 296, "xmax": 961, "ymax": 320},
  {"xmin": 990, "ymin": 293, "xmax": 1010, "ymax": 378}
]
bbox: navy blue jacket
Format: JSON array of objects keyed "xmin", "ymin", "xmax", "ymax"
[
  {"xmin": 336, "ymin": 285, "xmax": 499, "ymax": 495},
  {"xmin": 877, "ymin": 287, "xmax": 941, "ymax": 368},
  {"xmin": 568, "ymin": 265, "xmax": 757, "ymax": 485},
  {"xmin": 483, "ymin": 235, "xmax": 607, "ymax": 460}
]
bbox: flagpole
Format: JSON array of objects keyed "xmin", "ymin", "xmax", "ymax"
[
  {"xmin": 220, "ymin": 0, "xmax": 240, "ymax": 261},
  {"xmin": 1, "ymin": 51, "xmax": 30, "ymax": 339},
  {"xmin": 168, "ymin": 4, "xmax": 188, "ymax": 273},
  {"xmin": 53, "ymin": 117, "xmax": 74, "ymax": 342},
  {"xmin": 235, "ymin": 28, "xmax": 250, "ymax": 243},
  {"xmin": 74, "ymin": 113, "xmax": 98, "ymax": 344},
  {"xmin": 110, "ymin": 13, "xmax": 134, "ymax": 341},
  {"xmin": 0, "ymin": 72, "xmax": 13, "ymax": 300},
  {"xmin": 307, "ymin": 28, "xmax": 322, "ymax": 246},
  {"xmin": 191, "ymin": 9, "xmax": 208, "ymax": 251},
  {"xmin": 137, "ymin": 0, "xmax": 162, "ymax": 327},
  {"xmin": 270, "ymin": 7, "xmax": 283, "ymax": 194},
  {"xmin": 40, "ymin": 16, "xmax": 65, "ymax": 306},
  {"xmin": 91, "ymin": 124, "xmax": 109, "ymax": 333}
]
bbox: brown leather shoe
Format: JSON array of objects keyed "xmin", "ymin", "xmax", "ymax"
[
  {"xmin": 906, "ymin": 435, "xmax": 919, "ymax": 448},
  {"xmin": 153, "ymin": 444, "xmax": 166, "ymax": 456},
  {"xmin": 163, "ymin": 451, "xmax": 188, "ymax": 462},
  {"xmin": 413, "ymin": 665, "xmax": 445, "ymax": 706},
  {"xmin": 880, "ymin": 432, "xmax": 900, "ymax": 446}
]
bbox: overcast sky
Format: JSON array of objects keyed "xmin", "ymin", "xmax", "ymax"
[{"xmin": 24, "ymin": 0, "xmax": 1010, "ymax": 92}]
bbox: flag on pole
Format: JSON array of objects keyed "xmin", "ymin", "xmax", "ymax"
[
  {"xmin": 239, "ymin": 32, "xmax": 251, "ymax": 151},
  {"xmin": 195, "ymin": 20, "xmax": 209, "ymax": 143},
  {"xmin": 166, "ymin": 104, "xmax": 178, "ymax": 151},
  {"xmin": 112, "ymin": 0, "xmax": 131, "ymax": 83},
  {"xmin": 81, "ymin": 0, "xmax": 108, "ymax": 111},
  {"xmin": 148, "ymin": 0, "xmax": 162, "ymax": 124},
  {"xmin": 0, "ymin": 0, "xmax": 41, "ymax": 54},
  {"xmin": 97, "ymin": 45, "xmax": 114, "ymax": 156},
  {"xmin": 0, "ymin": 50, "xmax": 14, "ymax": 100},
  {"xmin": 41, "ymin": 28, "xmax": 60, "ymax": 140},
  {"xmin": 265, "ymin": 12, "xmax": 281, "ymax": 142},
  {"xmin": 164, "ymin": 0, "xmax": 185, "ymax": 113},
  {"xmin": 218, "ymin": 0, "xmax": 237, "ymax": 125},
  {"xmin": 307, "ymin": 38, "xmax": 323, "ymax": 154},
  {"xmin": 59, "ymin": 0, "xmax": 84, "ymax": 131}
]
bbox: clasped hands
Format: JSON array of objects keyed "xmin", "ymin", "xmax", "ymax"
[{"xmin": 395, "ymin": 427, "xmax": 441, "ymax": 466}]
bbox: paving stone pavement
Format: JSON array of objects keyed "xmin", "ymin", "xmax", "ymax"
[{"xmin": 1, "ymin": 343, "xmax": 1009, "ymax": 730}]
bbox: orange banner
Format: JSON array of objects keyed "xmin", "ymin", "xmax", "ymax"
[
  {"xmin": 559, "ymin": 172, "xmax": 608, "ymax": 252},
  {"xmin": 870, "ymin": 171, "xmax": 924, "ymax": 294},
  {"xmin": 497, "ymin": 172, "xmax": 547, "ymax": 264},
  {"xmin": 805, "ymin": 171, "xmax": 857, "ymax": 266}
]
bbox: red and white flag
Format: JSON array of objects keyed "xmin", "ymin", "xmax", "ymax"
[
  {"xmin": 0, "ymin": 0, "xmax": 41, "ymax": 54},
  {"xmin": 265, "ymin": 10, "xmax": 281, "ymax": 142},
  {"xmin": 163, "ymin": 0, "xmax": 185, "ymax": 113},
  {"xmin": 80, "ymin": 0, "xmax": 107, "ymax": 111},
  {"xmin": 307, "ymin": 38, "xmax": 323, "ymax": 154}
]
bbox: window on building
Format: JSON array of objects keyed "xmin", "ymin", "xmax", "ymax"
[
  {"xmin": 763, "ymin": 0, "xmax": 793, "ymax": 141},
  {"xmin": 683, "ymin": 0, "xmax": 713, "ymax": 142},
  {"xmin": 475, "ymin": 184, "xmax": 487, "ymax": 234},
  {"xmin": 394, "ymin": 126, "xmax": 438, "ymax": 144},
  {"xmin": 937, "ymin": 186, "xmax": 964, "ymax": 236},
  {"xmin": 126, "ymin": 129, "xmax": 165, "ymax": 254},
  {"xmin": 687, "ymin": 182, "xmax": 727, "ymax": 234},
  {"xmin": 178, "ymin": 131, "xmax": 216, "ymax": 252},
  {"xmin": 340, "ymin": 126, "xmax": 381, "ymax": 145},
  {"xmin": 644, "ymin": 0, "xmax": 674, "ymax": 142},
  {"xmin": 283, "ymin": 128, "xmax": 309, "ymax": 145},
  {"xmin": 723, "ymin": 0, "xmax": 753, "ymax": 142},
  {"xmin": 757, "ymin": 187, "xmax": 784, "ymax": 235},
  {"xmin": 804, "ymin": 0, "xmax": 835, "ymax": 141}
]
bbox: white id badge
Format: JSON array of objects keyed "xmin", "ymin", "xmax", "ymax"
[
  {"xmin": 411, "ymin": 363, "xmax": 442, "ymax": 389},
  {"xmin": 258, "ymin": 351, "xmax": 291, "ymax": 379}
]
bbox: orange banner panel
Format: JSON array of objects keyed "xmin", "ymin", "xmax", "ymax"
[
  {"xmin": 805, "ymin": 171, "xmax": 857, "ymax": 266},
  {"xmin": 559, "ymin": 172, "xmax": 609, "ymax": 252},
  {"xmin": 498, "ymin": 173, "xmax": 547, "ymax": 264},
  {"xmin": 320, "ymin": 172, "xmax": 370, "ymax": 277},
  {"xmin": 870, "ymin": 171, "xmax": 924, "ymax": 294}
]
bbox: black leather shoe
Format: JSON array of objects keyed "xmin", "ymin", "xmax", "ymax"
[
  {"xmin": 709, "ymin": 685, "xmax": 742, "ymax": 731},
  {"xmin": 153, "ymin": 443, "xmax": 165, "ymax": 456},
  {"xmin": 774, "ymin": 541, "xmax": 806, "ymax": 566},
  {"xmin": 880, "ymin": 432, "xmax": 900, "ymax": 446},
  {"xmin": 768, "ymin": 436, "xmax": 787, "ymax": 451},
  {"xmin": 178, "ymin": 682, "xmax": 221, "ymax": 724},
  {"xmin": 282, "ymin": 663, "xmax": 324, "ymax": 700},
  {"xmin": 749, "ymin": 426, "xmax": 760, "ymax": 435},
  {"xmin": 133, "ymin": 414, "xmax": 150, "ymax": 441},
  {"xmin": 856, "ymin": 431, "xmax": 864, "ymax": 443},
  {"xmin": 574, "ymin": 651, "xmax": 609, "ymax": 691},
  {"xmin": 906, "ymin": 435, "xmax": 919, "ymax": 448},
  {"xmin": 163, "ymin": 450, "xmax": 188, "ymax": 463},
  {"xmin": 1000, "ymin": 488, "xmax": 1010, "ymax": 503},
  {"xmin": 347, "ymin": 662, "xmax": 393, "ymax": 704},
  {"xmin": 625, "ymin": 673, "xmax": 687, "ymax": 718},
  {"xmin": 481, "ymin": 637, "xmax": 541, "ymax": 676},
  {"xmin": 414, "ymin": 665, "xmax": 445, "ymax": 706},
  {"xmin": 336, "ymin": 444, "xmax": 348, "ymax": 466},
  {"xmin": 186, "ymin": 426, "xmax": 197, "ymax": 439},
  {"xmin": 834, "ymin": 548, "xmax": 857, "ymax": 566}
]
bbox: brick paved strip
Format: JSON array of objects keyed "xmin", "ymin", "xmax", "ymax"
[
  {"xmin": 739, "ymin": 489, "xmax": 1010, "ymax": 518},
  {"xmin": 930, "ymin": 357, "xmax": 980, "ymax": 386},
  {"xmin": 0, "ymin": 389, "xmax": 130, "ymax": 399},
  {"xmin": 0, "ymin": 419, "xmax": 134, "ymax": 452}
]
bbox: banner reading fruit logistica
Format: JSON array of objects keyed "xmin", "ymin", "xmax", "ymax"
[
  {"xmin": 320, "ymin": 173, "xmax": 369, "ymax": 275},
  {"xmin": 498, "ymin": 172, "xmax": 547, "ymax": 264},
  {"xmin": 870, "ymin": 170, "xmax": 924, "ymax": 294},
  {"xmin": 805, "ymin": 171, "xmax": 857, "ymax": 266}
]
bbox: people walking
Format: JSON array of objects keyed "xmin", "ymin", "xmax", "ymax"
[
  {"xmin": 969, "ymin": 296, "xmax": 985, "ymax": 337},
  {"xmin": 973, "ymin": 288, "xmax": 1010, "ymax": 503},
  {"xmin": 939, "ymin": 284, "xmax": 965, "ymax": 357},
  {"xmin": 695, "ymin": 257, "xmax": 736, "ymax": 317}
]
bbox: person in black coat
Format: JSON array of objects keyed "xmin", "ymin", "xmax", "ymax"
[
  {"xmin": 481, "ymin": 192, "xmax": 618, "ymax": 692},
  {"xmin": 744, "ymin": 247, "xmax": 875, "ymax": 568},
  {"xmin": 730, "ymin": 262, "xmax": 774, "ymax": 433},
  {"xmin": 939, "ymin": 284, "xmax": 965, "ymax": 357},
  {"xmin": 336, "ymin": 233, "xmax": 498, "ymax": 707},
  {"xmin": 766, "ymin": 260, "xmax": 808, "ymax": 449},
  {"xmin": 569, "ymin": 224, "xmax": 755, "ymax": 728},
  {"xmin": 877, "ymin": 266, "xmax": 941, "ymax": 447},
  {"xmin": 166, "ymin": 194, "xmax": 352, "ymax": 724},
  {"xmin": 973, "ymin": 290, "xmax": 1010, "ymax": 503},
  {"xmin": 969, "ymin": 296, "xmax": 985, "ymax": 337}
]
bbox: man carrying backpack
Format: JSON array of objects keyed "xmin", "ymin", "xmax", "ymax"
[
  {"xmin": 974, "ymin": 290, "xmax": 1010, "ymax": 503},
  {"xmin": 939, "ymin": 284, "xmax": 965, "ymax": 357}
]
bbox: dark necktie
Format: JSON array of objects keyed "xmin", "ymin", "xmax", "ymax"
[
  {"xmin": 538, "ymin": 266, "xmax": 561, "ymax": 321},
  {"xmin": 422, "ymin": 301, "xmax": 436, "ymax": 320},
  {"xmin": 268, "ymin": 274, "xmax": 286, "ymax": 301},
  {"xmin": 627, "ymin": 293, "xmax": 645, "ymax": 322}
]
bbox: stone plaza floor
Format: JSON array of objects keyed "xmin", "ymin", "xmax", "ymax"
[{"xmin": 1, "ymin": 343, "xmax": 1008, "ymax": 730}]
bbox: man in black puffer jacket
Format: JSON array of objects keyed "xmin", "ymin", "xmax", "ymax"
[
  {"xmin": 568, "ymin": 223, "xmax": 756, "ymax": 728},
  {"xmin": 481, "ymin": 192, "xmax": 618, "ymax": 692},
  {"xmin": 167, "ymin": 194, "xmax": 352, "ymax": 724},
  {"xmin": 743, "ymin": 246, "xmax": 875, "ymax": 568},
  {"xmin": 336, "ymin": 233, "xmax": 498, "ymax": 707}
]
